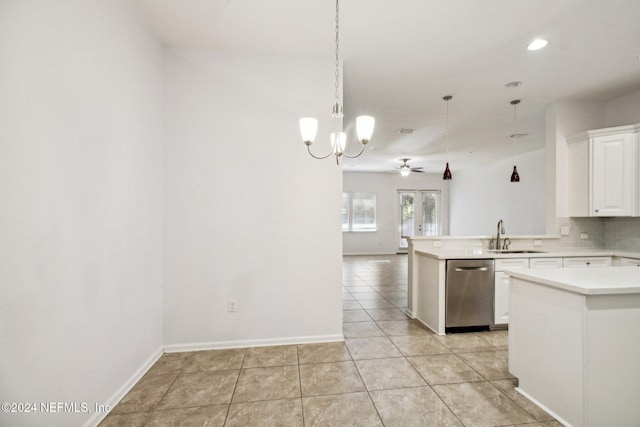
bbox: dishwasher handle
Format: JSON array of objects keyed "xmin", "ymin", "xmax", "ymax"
[{"xmin": 454, "ymin": 266, "xmax": 489, "ymax": 272}]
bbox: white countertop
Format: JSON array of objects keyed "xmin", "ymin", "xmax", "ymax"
[
  {"xmin": 506, "ymin": 266, "xmax": 640, "ymax": 295},
  {"xmin": 414, "ymin": 247, "xmax": 640, "ymax": 260}
]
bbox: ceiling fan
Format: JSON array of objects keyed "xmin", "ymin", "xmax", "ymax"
[{"xmin": 397, "ymin": 158, "xmax": 423, "ymax": 176}]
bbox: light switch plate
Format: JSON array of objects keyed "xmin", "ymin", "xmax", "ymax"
[
  {"xmin": 432, "ymin": 241, "xmax": 442, "ymax": 248},
  {"xmin": 580, "ymin": 232, "xmax": 589, "ymax": 240},
  {"xmin": 533, "ymin": 239, "xmax": 543, "ymax": 246},
  {"xmin": 560, "ymin": 226, "xmax": 570, "ymax": 235}
]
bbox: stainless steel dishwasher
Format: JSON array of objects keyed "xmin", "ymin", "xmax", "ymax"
[{"xmin": 446, "ymin": 259, "xmax": 495, "ymax": 329}]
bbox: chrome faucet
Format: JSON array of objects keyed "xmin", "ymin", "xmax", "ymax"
[{"xmin": 496, "ymin": 219, "xmax": 505, "ymax": 251}]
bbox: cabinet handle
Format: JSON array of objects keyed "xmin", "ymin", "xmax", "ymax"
[
  {"xmin": 595, "ymin": 209, "xmax": 599, "ymax": 213},
  {"xmin": 586, "ymin": 262, "xmax": 591, "ymax": 266}
]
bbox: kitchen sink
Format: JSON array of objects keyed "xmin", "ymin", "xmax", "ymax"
[{"xmin": 487, "ymin": 250, "xmax": 547, "ymax": 254}]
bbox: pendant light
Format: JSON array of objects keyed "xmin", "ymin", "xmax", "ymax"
[
  {"xmin": 442, "ymin": 95, "xmax": 453, "ymax": 180},
  {"xmin": 510, "ymin": 99, "xmax": 521, "ymax": 182},
  {"xmin": 299, "ymin": 0, "xmax": 375, "ymax": 165}
]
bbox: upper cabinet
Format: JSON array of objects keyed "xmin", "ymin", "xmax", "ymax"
[{"xmin": 567, "ymin": 124, "xmax": 640, "ymax": 217}]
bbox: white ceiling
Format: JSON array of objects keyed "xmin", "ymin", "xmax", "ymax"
[{"xmin": 135, "ymin": 0, "xmax": 640, "ymax": 173}]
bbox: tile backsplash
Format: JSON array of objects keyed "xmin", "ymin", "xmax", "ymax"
[{"xmin": 603, "ymin": 217, "xmax": 640, "ymax": 251}]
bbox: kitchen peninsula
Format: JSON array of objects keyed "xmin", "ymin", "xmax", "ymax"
[
  {"xmin": 405, "ymin": 236, "xmax": 640, "ymax": 335},
  {"xmin": 507, "ymin": 267, "xmax": 640, "ymax": 427}
]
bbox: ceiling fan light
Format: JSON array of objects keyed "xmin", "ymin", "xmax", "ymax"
[
  {"xmin": 400, "ymin": 164, "xmax": 411, "ymax": 176},
  {"xmin": 356, "ymin": 115, "xmax": 375, "ymax": 143},
  {"xmin": 299, "ymin": 117, "xmax": 318, "ymax": 145}
]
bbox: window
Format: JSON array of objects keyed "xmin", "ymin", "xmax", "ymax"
[{"xmin": 342, "ymin": 192, "xmax": 376, "ymax": 231}]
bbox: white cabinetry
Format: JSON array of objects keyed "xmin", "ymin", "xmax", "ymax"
[
  {"xmin": 562, "ymin": 256, "xmax": 612, "ymax": 268},
  {"xmin": 494, "ymin": 258, "xmax": 528, "ymax": 325},
  {"xmin": 567, "ymin": 124, "xmax": 639, "ymax": 217},
  {"xmin": 529, "ymin": 257, "xmax": 563, "ymax": 269},
  {"xmin": 619, "ymin": 257, "xmax": 640, "ymax": 267}
]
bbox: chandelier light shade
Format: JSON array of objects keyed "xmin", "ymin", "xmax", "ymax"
[
  {"xmin": 299, "ymin": 0, "xmax": 374, "ymax": 165},
  {"xmin": 510, "ymin": 99, "xmax": 521, "ymax": 182},
  {"xmin": 442, "ymin": 95, "xmax": 453, "ymax": 180}
]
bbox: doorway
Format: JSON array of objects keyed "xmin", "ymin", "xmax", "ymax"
[{"xmin": 398, "ymin": 190, "xmax": 441, "ymax": 250}]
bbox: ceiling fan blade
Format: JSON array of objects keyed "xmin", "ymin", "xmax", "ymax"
[{"xmin": 413, "ymin": 169, "xmax": 425, "ymax": 173}]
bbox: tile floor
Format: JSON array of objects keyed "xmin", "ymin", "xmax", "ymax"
[{"xmin": 99, "ymin": 255, "xmax": 561, "ymax": 426}]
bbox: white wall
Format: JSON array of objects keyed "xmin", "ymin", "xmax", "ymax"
[
  {"xmin": 605, "ymin": 90, "xmax": 640, "ymax": 127},
  {"xmin": 449, "ymin": 149, "xmax": 547, "ymax": 236},
  {"xmin": 0, "ymin": 2, "xmax": 164, "ymax": 427},
  {"xmin": 163, "ymin": 50, "xmax": 343, "ymax": 348},
  {"xmin": 343, "ymin": 172, "xmax": 449, "ymax": 254}
]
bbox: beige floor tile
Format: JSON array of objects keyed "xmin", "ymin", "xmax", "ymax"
[
  {"xmin": 370, "ymin": 386, "xmax": 462, "ymax": 427},
  {"xmin": 503, "ymin": 422, "xmax": 564, "ymax": 427},
  {"xmin": 144, "ymin": 353, "xmax": 193, "ymax": 377},
  {"xmin": 376, "ymin": 291, "xmax": 408, "ymax": 299},
  {"xmin": 242, "ymin": 345, "xmax": 297, "ymax": 368},
  {"xmin": 389, "ymin": 335, "xmax": 450, "ymax": 356},
  {"xmin": 491, "ymin": 379, "xmax": 555, "ymax": 421},
  {"xmin": 351, "ymin": 291, "xmax": 385, "ymax": 301},
  {"xmin": 344, "ymin": 286, "xmax": 374, "ymax": 292},
  {"xmin": 299, "ymin": 361, "xmax": 366, "ymax": 396},
  {"xmin": 343, "ymin": 309, "xmax": 372, "ymax": 323},
  {"xmin": 389, "ymin": 298, "xmax": 408, "ymax": 309},
  {"xmin": 355, "ymin": 358, "xmax": 426, "ymax": 390},
  {"xmin": 98, "ymin": 411, "xmax": 152, "ymax": 427},
  {"xmin": 343, "ymin": 300, "xmax": 364, "ymax": 310},
  {"xmin": 343, "ymin": 321, "xmax": 385, "ymax": 338},
  {"xmin": 475, "ymin": 330, "xmax": 509, "ymax": 350},
  {"xmin": 297, "ymin": 342, "xmax": 351, "ymax": 364},
  {"xmin": 182, "ymin": 348, "xmax": 246, "ymax": 372},
  {"xmin": 345, "ymin": 337, "xmax": 403, "ymax": 360},
  {"xmin": 433, "ymin": 381, "xmax": 535, "ymax": 426},
  {"xmin": 375, "ymin": 320, "xmax": 429, "ymax": 336},
  {"xmin": 358, "ymin": 300, "xmax": 396, "ymax": 309},
  {"xmin": 232, "ymin": 365, "xmax": 300, "ymax": 403},
  {"xmin": 365, "ymin": 308, "xmax": 408, "ymax": 321},
  {"xmin": 342, "ymin": 292, "xmax": 356, "ymax": 301},
  {"xmin": 408, "ymin": 354, "xmax": 484, "ymax": 385},
  {"xmin": 303, "ymin": 392, "xmax": 383, "ymax": 427},
  {"xmin": 370, "ymin": 285, "xmax": 404, "ymax": 292},
  {"xmin": 157, "ymin": 370, "xmax": 239, "ymax": 409},
  {"xmin": 433, "ymin": 333, "xmax": 497, "ymax": 353},
  {"xmin": 226, "ymin": 398, "xmax": 303, "ymax": 427},
  {"xmin": 457, "ymin": 350, "xmax": 514, "ymax": 380},
  {"xmin": 145, "ymin": 405, "xmax": 228, "ymax": 426},
  {"xmin": 111, "ymin": 373, "xmax": 178, "ymax": 414}
]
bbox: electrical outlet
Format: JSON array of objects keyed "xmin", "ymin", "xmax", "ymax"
[
  {"xmin": 560, "ymin": 226, "xmax": 570, "ymax": 236},
  {"xmin": 432, "ymin": 240, "xmax": 442, "ymax": 248},
  {"xmin": 228, "ymin": 299, "xmax": 237, "ymax": 312},
  {"xmin": 533, "ymin": 239, "xmax": 543, "ymax": 247},
  {"xmin": 580, "ymin": 232, "xmax": 589, "ymax": 240}
]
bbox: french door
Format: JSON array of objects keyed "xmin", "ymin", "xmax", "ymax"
[{"xmin": 398, "ymin": 190, "xmax": 441, "ymax": 249}]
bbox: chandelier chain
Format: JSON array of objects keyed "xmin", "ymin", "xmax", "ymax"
[{"xmin": 334, "ymin": 0, "xmax": 340, "ymax": 105}]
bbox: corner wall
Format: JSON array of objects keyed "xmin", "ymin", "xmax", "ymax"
[
  {"xmin": 0, "ymin": 1, "xmax": 164, "ymax": 426},
  {"xmin": 163, "ymin": 50, "xmax": 343, "ymax": 348}
]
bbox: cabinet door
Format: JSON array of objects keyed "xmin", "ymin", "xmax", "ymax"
[
  {"xmin": 563, "ymin": 257, "xmax": 612, "ymax": 268},
  {"xmin": 529, "ymin": 257, "xmax": 563, "ymax": 268},
  {"xmin": 591, "ymin": 133, "xmax": 637, "ymax": 216},
  {"xmin": 494, "ymin": 272, "xmax": 510, "ymax": 325},
  {"xmin": 620, "ymin": 257, "xmax": 640, "ymax": 267}
]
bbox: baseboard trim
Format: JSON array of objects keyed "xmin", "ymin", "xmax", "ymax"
[
  {"xmin": 515, "ymin": 387, "xmax": 572, "ymax": 427},
  {"xmin": 164, "ymin": 334, "xmax": 345, "ymax": 353},
  {"xmin": 83, "ymin": 347, "xmax": 163, "ymax": 427}
]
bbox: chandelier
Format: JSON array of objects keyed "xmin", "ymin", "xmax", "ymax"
[{"xmin": 299, "ymin": 0, "xmax": 375, "ymax": 165}]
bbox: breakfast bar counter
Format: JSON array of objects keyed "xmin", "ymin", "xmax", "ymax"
[{"xmin": 506, "ymin": 267, "xmax": 640, "ymax": 427}]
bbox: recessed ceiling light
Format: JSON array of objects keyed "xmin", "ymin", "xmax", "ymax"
[
  {"xmin": 399, "ymin": 128, "xmax": 416, "ymax": 134},
  {"xmin": 527, "ymin": 39, "xmax": 548, "ymax": 51},
  {"xmin": 505, "ymin": 81, "xmax": 522, "ymax": 88}
]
